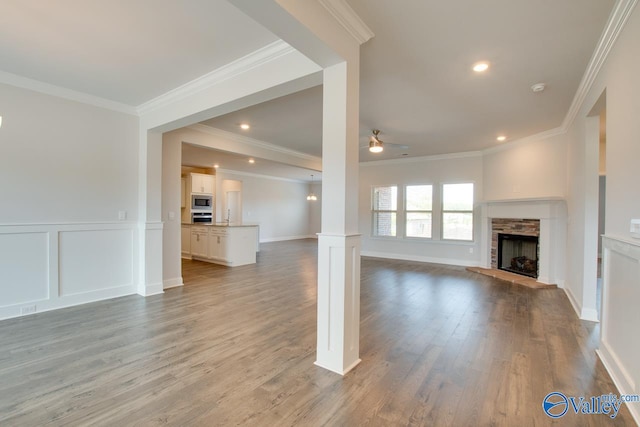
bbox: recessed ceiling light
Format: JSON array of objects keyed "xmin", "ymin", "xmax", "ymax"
[
  {"xmin": 497, "ymin": 135, "xmax": 507, "ymax": 142},
  {"xmin": 240, "ymin": 123, "xmax": 250, "ymax": 130},
  {"xmin": 531, "ymin": 83, "xmax": 546, "ymax": 93},
  {"xmin": 248, "ymin": 158, "xmax": 255, "ymax": 164},
  {"xmin": 213, "ymin": 164, "xmax": 219, "ymax": 169},
  {"xmin": 472, "ymin": 62, "xmax": 490, "ymax": 72}
]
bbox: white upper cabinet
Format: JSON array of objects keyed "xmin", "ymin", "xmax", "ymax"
[{"xmin": 190, "ymin": 173, "xmax": 215, "ymax": 195}]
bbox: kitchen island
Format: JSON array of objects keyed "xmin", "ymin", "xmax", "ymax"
[{"xmin": 182, "ymin": 223, "xmax": 259, "ymax": 267}]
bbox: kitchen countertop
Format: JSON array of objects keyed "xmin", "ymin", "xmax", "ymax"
[{"xmin": 182, "ymin": 222, "xmax": 258, "ymax": 228}]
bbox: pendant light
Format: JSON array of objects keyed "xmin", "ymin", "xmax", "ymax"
[{"xmin": 306, "ymin": 174, "xmax": 318, "ymax": 201}]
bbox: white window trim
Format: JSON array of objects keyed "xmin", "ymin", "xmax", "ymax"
[
  {"xmin": 441, "ymin": 182, "xmax": 474, "ymax": 242},
  {"xmin": 371, "ymin": 185, "xmax": 398, "ymax": 238},
  {"xmin": 404, "ymin": 184, "xmax": 433, "ymax": 239}
]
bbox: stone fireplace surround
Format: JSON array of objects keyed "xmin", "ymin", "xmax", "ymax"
[
  {"xmin": 491, "ymin": 218, "xmax": 540, "ymax": 274},
  {"xmin": 480, "ymin": 199, "xmax": 567, "ymax": 286}
]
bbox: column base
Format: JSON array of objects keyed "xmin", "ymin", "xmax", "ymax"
[
  {"xmin": 315, "ymin": 233, "xmax": 361, "ymax": 375},
  {"xmin": 314, "ymin": 358, "xmax": 361, "ymax": 376}
]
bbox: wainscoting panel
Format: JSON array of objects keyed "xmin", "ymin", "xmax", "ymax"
[
  {"xmin": 598, "ymin": 235, "xmax": 640, "ymax": 424},
  {"xmin": 59, "ymin": 228, "xmax": 134, "ymax": 296},
  {"xmin": 0, "ymin": 231, "xmax": 49, "ymax": 307},
  {"xmin": 0, "ymin": 223, "xmax": 137, "ymax": 320}
]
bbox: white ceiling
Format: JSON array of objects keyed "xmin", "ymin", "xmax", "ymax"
[
  {"xmin": 182, "ymin": 143, "xmax": 321, "ymax": 182},
  {"xmin": 200, "ymin": 86, "xmax": 324, "ymax": 157},
  {"xmin": 0, "ymin": 0, "xmax": 618, "ymax": 170},
  {"xmin": 200, "ymin": 0, "xmax": 616, "ymax": 161},
  {"xmin": 0, "ymin": 0, "xmax": 278, "ymax": 106}
]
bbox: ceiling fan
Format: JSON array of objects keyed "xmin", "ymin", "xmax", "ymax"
[{"xmin": 361, "ymin": 129, "xmax": 409, "ymax": 153}]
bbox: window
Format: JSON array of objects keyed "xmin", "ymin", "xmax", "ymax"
[
  {"xmin": 372, "ymin": 185, "xmax": 397, "ymax": 236},
  {"xmin": 405, "ymin": 185, "xmax": 432, "ymax": 238},
  {"xmin": 442, "ymin": 183, "xmax": 474, "ymax": 241}
]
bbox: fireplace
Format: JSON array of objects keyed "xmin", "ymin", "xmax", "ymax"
[
  {"xmin": 497, "ymin": 233, "xmax": 539, "ymax": 278},
  {"xmin": 482, "ymin": 200, "xmax": 566, "ymax": 286}
]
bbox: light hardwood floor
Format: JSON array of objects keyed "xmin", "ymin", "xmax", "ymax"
[{"xmin": 0, "ymin": 239, "xmax": 634, "ymax": 426}]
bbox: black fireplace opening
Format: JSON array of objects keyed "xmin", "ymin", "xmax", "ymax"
[{"xmin": 497, "ymin": 233, "xmax": 539, "ymax": 278}]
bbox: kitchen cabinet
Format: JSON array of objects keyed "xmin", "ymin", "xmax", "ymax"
[
  {"xmin": 181, "ymin": 225, "xmax": 191, "ymax": 258},
  {"xmin": 212, "ymin": 225, "xmax": 257, "ymax": 266},
  {"xmin": 208, "ymin": 227, "xmax": 228, "ymax": 261},
  {"xmin": 190, "ymin": 173, "xmax": 215, "ymax": 195},
  {"xmin": 185, "ymin": 224, "xmax": 258, "ymax": 266},
  {"xmin": 181, "ymin": 178, "xmax": 187, "ymax": 208},
  {"xmin": 190, "ymin": 226, "xmax": 209, "ymax": 258}
]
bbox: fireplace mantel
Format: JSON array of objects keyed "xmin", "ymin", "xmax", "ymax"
[{"xmin": 479, "ymin": 199, "xmax": 567, "ymax": 286}]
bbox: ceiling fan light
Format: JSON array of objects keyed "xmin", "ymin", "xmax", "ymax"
[{"xmin": 369, "ymin": 140, "xmax": 384, "ymax": 153}]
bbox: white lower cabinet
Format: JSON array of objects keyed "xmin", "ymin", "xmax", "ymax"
[
  {"xmin": 208, "ymin": 228, "xmax": 228, "ymax": 261},
  {"xmin": 190, "ymin": 226, "xmax": 209, "ymax": 258},
  {"xmin": 185, "ymin": 225, "xmax": 257, "ymax": 266},
  {"xmin": 181, "ymin": 225, "xmax": 191, "ymax": 258}
]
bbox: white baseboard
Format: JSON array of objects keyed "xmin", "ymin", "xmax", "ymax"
[
  {"xmin": 361, "ymin": 250, "xmax": 480, "ymax": 268},
  {"xmin": 163, "ymin": 277, "xmax": 184, "ymax": 289},
  {"xmin": 0, "ymin": 285, "xmax": 136, "ymax": 321},
  {"xmin": 260, "ymin": 235, "xmax": 317, "ymax": 243},
  {"xmin": 581, "ymin": 307, "xmax": 599, "ymax": 322},
  {"xmin": 563, "ymin": 286, "xmax": 599, "ymax": 322},
  {"xmin": 137, "ymin": 282, "xmax": 164, "ymax": 297},
  {"xmin": 563, "ymin": 286, "xmax": 582, "ymax": 320},
  {"xmin": 597, "ymin": 343, "xmax": 640, "ymax": 424}
]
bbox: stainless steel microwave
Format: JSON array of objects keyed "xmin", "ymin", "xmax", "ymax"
[{"xmin": 192, "ymin": 194, "xmax": 213, "ymax": 210}]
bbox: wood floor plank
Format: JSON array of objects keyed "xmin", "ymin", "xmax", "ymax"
[{"xmin": 0, "ymin": 239, "xmax": 635, "ymax": 426}]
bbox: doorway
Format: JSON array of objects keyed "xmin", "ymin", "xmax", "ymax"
[
  {"xmin": 221, "ymin": 179, "xmax": 243, "ymax": 224},
  {"xmin": 597, "ymin": 110, "xmax": 606, "ymax": 315},
  {"xmin": 584, "ymin": 90, "xmax": 606, "ymax": 322}
]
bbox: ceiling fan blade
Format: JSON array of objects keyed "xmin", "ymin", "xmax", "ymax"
[{"xmin": 387, "ymin": 142, "xmax": 409, "ymax": 149}]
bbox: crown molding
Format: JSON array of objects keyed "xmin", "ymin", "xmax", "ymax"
[
  {"xmin": 481, "ymin": 0, "xmax": 636, "ymax": 156},
  {"xmin": 188, "ymin": 124, "xmax": 322, "ymax": 163},
  {"xmin": 217, "ymin": 168, "xmax": 319, "ymax": 184},
  {"xmin": 318, "ymin": 0, "xmax": 374, "ymax": 45},
  {"xmin": 562, "ymin": 0, "xmax": 638, "ymax": 131},
  {"xmin": 0, "ymin": 70, "xmax": 137, "ymax": 115},
  {"xmin": 360, "ymin": 150, "xmax": 482, "ymax": 167},
  {"xmin": 482, "ymin": 127, "xmax": 566, "ymax": 155},
  {"xmin": 136, "ymin": 40, "xmax": 296, "ymax": 116}
]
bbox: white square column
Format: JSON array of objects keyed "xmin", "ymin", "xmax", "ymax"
[
  {"xmin": 315, "ymin": 61, "xmax": 361, "ymax": 375},
  {"xmin": 138, "ymin": 130, "xmax": 164, "ymax": 296},
  {"xmin": 315, "ymin": 234, "xmax": 361, "ymax": 374}
]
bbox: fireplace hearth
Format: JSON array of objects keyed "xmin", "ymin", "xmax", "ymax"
[{"xmin": 497, "ymin": 233, "xmax": 539, "ymax": 278}]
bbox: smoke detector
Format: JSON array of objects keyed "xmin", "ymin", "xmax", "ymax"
[{"xmin": 531, "ymin": 83, "xmax": 546, "ymax": 93}]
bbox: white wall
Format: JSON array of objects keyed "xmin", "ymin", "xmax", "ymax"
[
  {"xmin": 161, "ymin": 136, "xmax": 183, "ymax": 289},
  {"xmin": 217, "ymin": 171, "xmax": 313, "ymax": 242},
  {"xmin": 0, "ymin": 83, "xmax": 139, "ymax": 223},
  {"xmin": 308, "ymin": 182, "xmax": 322, "ymax": 236},
  {"xmin": 483, "ymin": 133, "xmax": 568, "ymax": 201},
  {"xmin": 359, "ymin": 153, "xmax": 483, "ymax": 266},
  {"xmin": 566, "ymin": 5, "xmax": 640, "ymax": 422},
  {"xmin": 0, "ymin": 83, "xmax": 140, "ymax": 320}
]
